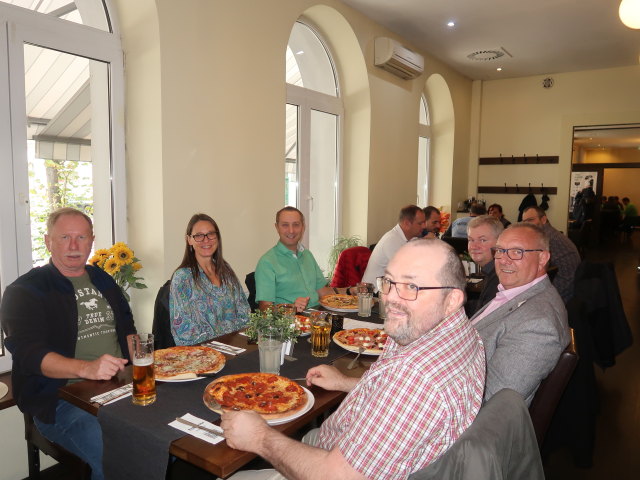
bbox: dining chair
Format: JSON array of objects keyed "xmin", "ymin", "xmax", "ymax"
[
  {"xmin": 409, "ymin": 388, "xmax": 544, "ymax": 480},
  {"xmin": 151, "ymin": 279, "xmax": 175, "ymax": 350},
  {"xmin": 244, "ymin": 272, "xmax": 257, "ymax": 311},
  {"xmin": 329, "ymin": 246, "xmax": 372, "ymax": 288},
  {"xmin": 528, "ymin": 328, "xmax": 578, "ymax": 447},
  {"xmin": 23, "ymin": 413, "xmax": 91, "ymax": 480}
]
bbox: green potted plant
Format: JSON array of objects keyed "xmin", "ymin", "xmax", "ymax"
[
  {"xmin": 245, "ymin": 308, "xmax": 300, "ymax": 343},
  {"xmin": 246, "ymin": 308, "xmax": 300, "ymax": 374}
]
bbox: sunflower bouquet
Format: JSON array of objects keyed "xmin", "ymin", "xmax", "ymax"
[{"xmin": 88, "ymin": 242, "xmax": 147, "ymax": 300}]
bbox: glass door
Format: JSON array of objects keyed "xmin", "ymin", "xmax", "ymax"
[{"xmin": 0, "ymin": 6, "xmax": 125, "ymax": 372}]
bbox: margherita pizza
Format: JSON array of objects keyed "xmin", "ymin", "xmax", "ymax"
[
  {"xmin": 154, "ymin": 346, "xmax": 226, "ymax": 380},
  {"xmin": 320, "ymin": 294, "xmax": 358, "ymax": 311},
  {"xmin": 333, "ymin": 328, "xmax": 388, "ymax": 355},
  {"xmin": 204, "ymin": 373, "xmax": 307, "ymax": 419}
]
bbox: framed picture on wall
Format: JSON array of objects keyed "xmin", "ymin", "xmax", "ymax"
[{"xmin": 569, "ymin": 171, "xmax": 597, "ymax": 212}]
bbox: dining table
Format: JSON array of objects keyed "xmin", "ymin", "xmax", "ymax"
[{"xmin": 58, "ymin": 306, "xmax": 386, "ymax": 480}]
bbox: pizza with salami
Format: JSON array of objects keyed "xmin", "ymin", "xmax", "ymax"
[
  {"xmin": 154, "ymin": 345, "xmax": 226, "ymax": 380},
  {"xmin": 333, "ymin": 328, "xmax": 388, "ymax": 355},
  {"xmin": 203, "ymin": 373, "xmax": 308, "ymax": 420}
]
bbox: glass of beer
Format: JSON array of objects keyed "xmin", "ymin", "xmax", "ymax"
[
  {"xmin": 131, "ymin": 333, "xmax": 156, "ymax": 406},
  {"xmin": 311, "ymin": 312, "xmax": 331, "ymax": 358}
]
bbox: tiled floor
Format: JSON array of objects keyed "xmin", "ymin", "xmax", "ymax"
[
  {"xmin": 544, "ymin": 233, "xmax": 640, "ymax": 479},
  {"xmin": 30, "ymin": 233, "xmax": 640, "ymax": 480}
]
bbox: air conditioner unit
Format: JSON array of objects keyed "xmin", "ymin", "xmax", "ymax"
[{"xmin": 374, "ymin": 37, "xmax": 424, "ymax": 80}]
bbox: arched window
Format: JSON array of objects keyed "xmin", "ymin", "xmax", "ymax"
[
  {"xmin": 0, "ymin": 0, "xmax": 125, "ymax": 371},
  {"xmin": 417, "ymin": 95, "xmax": 431, "ymax": 206},
  {"xmin": 285, "ymin": 21, "xmax": 343, "ymax": 273}
]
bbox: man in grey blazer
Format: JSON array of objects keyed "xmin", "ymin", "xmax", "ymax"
[{"xmin": 470, "ymin": 223, "xmax": 570, "ymax": 406}]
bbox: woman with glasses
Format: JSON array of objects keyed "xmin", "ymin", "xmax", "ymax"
[{"xmin": 169, "ymin": 213, "xmax": 249, "ymax": 345}]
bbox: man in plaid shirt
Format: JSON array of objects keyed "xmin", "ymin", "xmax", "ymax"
[{"xmin": 221, "ymin": 239, "xmax": 486, "ymax": 480}]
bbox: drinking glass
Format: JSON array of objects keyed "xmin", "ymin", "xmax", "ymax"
[
  {"xmin": 131, "ymin": 333, "xmax": 156, "ymax": 406},
  {"xmin": 311, "ymin": 313, "xmax": 331, "ymax": 357},
  {"xmin": 358, "ymin": 292, "xmax": 373, "ymax": 317},
  {"xmin": 258, "ymin": 333, "xmax": 283, "ymax": 374}
]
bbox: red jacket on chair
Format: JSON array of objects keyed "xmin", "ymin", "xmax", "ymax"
[{"xmin": 330, "ymin": 246, "xmax": 372, "ymax": 288}]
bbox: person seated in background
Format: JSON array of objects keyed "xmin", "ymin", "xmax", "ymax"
[
  {"xmin": 1, "ymin": 208, "xmax": 136, "ymax": 480},
  {"xmin": 487, "ymin": 203, "xmax": 511, "ymax": 228},
  {"xmin": 522, "ymin": 206, "xmax": 581, "ymax": 303},
  {"xmin": 444, "ymin": 203, "xmax": 487, "ymax": 238},
  {"xmin": 170, "ymin": 213, "xmax": 249, "ymax": 345},
  {"xmin": 255, "ymin": 207, "xmax": 352, "ymax": 313},
  {"xmin": 221, "ymin": 239, "xmax": 485, "ymax": 479},
  {"xmin": 465, "ymin": 215, "xmax": 504, "ymax": 316},
  {"xmin": 361, "ymin": 205, "xmax": 426, "ymax": 287},
  {"xmin": 421, "ymin": 205, "xmax": 442, "ymax": 238},
  {"xmin": 470, "ymin": 223, "xmax": 570, "ymax": 406}
]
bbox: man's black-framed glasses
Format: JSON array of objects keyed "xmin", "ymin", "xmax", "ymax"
[
  {"xmin": 492, "ymin": 247, "xmax": 543, "ymax": 261},
  {"xmin": 376, "ymin": 276, "xmax": 456, "ymax": 301},
  {"xmin": 190, "ymin": 232, "xmax": 218, "ymax": 242}
]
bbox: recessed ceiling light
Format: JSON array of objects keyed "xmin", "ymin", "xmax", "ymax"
[
  {"xmin": 447, "ymin": 21, "xmax": 455, "ymax": 27},
  {"xmin": 296, "ymin": 50, "xmax": 304, "ymax": 55},
  {"xmin": 496, "ymin": 67, "xmax": 502, "ymax": 71}
]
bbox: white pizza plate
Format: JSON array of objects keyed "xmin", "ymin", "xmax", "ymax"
[
  {"xmin": 203, "ymin": 384, "xmax": 315, "ymax": 426},
  {"xmin": 267, "ymin": 387, "xmax": 315, "ymax": 425},
  {"xmin": 320, "ymin": 304, "xmax": 359, "ymax": 313},
  {"xmin": 156, "ymin": 362, "xmax": 225, "ymax": 382},
  {"xmin": 157, "ymin": 376, "xmax": 206, "ymax": 383},
  {"xmin": 319, "ymin": 296, "xmax": 377, "ymax": 313},
  {"xmin": 0, "ymin": 381, "xmax": 8, "ymax": 400},
  {"xmin": 332, "ymin": 331, "xmax": 383, "ymax": 356}
]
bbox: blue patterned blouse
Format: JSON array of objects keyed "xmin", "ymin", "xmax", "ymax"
[{"xmin": 169, "ymin": 267, "xmax": 250, "ymax": 345}]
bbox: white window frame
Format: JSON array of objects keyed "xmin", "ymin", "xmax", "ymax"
[
  {"xmin": 0, "ymin": 2, "xmax": 125, "ymax": 372},
  {"xmin": 286, "ymin": 83, "xmax": 343, "ymax": 245},
  {"xmin": 417, "ymin": 95, "xmax": 432, "ymax": 206}
]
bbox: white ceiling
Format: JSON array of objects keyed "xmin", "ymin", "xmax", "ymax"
[{"xmin": 342, "ymin": 0, "xmax": 640, "ymax": 81}]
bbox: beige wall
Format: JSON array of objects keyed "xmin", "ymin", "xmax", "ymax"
[
  {"xmin": 475, "ymin": 65, "xmax": 640, "ymax": 228},
  {"xmin": 115, "ymin": 0, "xmax": 474, "ymax": 328},
  {"xmin": 578, "ymin": 147, "xmax": 640, "ymax": 163},
  {"xmin": 603, "ymin": 168, "xmax": 640, "ymax": 204}
]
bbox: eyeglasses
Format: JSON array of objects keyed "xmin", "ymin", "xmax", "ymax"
[
  {"xmin": 492, "ymin": 247, "xmax": 543, "ymax": 260},
  {"xmin": 190, "ymin": 232, "xmax": 218, "ymax": 242},
  {"xmin": 376, "ymin": 276, "xmax": 456, "ymax": 301}
]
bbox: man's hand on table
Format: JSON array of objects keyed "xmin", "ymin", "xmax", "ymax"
[
  {"xmin": 221, "ymin": 410, "xmax": 270, "ymax": 453},
  {"xmin": 294, "ymin": 296, "xmax": 310, "ymax": 313},
  {"xmin": 306, "ymin": 365, "xmax": 358, "ymax": 393},
  {"xmin": 79, "ymin": 355, "xmax": 128, "ymax": 380}
]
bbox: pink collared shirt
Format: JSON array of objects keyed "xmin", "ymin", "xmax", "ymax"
[{"xmin": 471, "ymin": 274, "xmax": 548, "ymax": 325}]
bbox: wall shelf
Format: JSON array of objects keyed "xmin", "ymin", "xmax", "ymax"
[
  {"xmin": 479, "ymin": 155, "xmax": 559, "ymax": 165},
  {"xmin": 478, "ymin": 185, "xmax": 557, "ymax": 195}
]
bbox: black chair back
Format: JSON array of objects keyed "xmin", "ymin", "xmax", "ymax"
[
  {"xmin": 441, "ymin": 236, "xmax": 468, "ymax": 255},
  {"xmin": 245, "ymin": 272, "xmax": 257, "ymax": 311},
  {"xmin": 151, "ymin": 279, "xmax": 175, "ymax": 350},
  {"xmin": 410, "ymin": 389, "xmax": 543, "ymax": 480},
  {"xmin": 528, "ymin": 328, "xmax": 578, "ymax": 447}
]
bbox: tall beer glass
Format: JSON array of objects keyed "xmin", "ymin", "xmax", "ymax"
[
  {"xmin": 131, "ymin": 333, "xmax": 156, "ymax": 406},
  {"xmin": 311, "ymin": 312, "xmax": 331, "ymax": 358}
]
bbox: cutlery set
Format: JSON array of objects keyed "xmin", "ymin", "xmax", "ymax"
[{"xmin": 203, "ymin": 341, "xmax": 246, "ymax": 356}]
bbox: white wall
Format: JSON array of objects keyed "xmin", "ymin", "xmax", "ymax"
[
  {"xmin": 115, "ymin": 0, "xmax": 474, "ymax": 330},
  {"xmin": 474, "ymin": 65, "xmax": 640, "ymax": 229}
]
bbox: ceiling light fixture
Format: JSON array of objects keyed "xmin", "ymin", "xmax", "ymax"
[
  {"xmin": 447, "ymin": 21, "xmax": 455, "ymax": 27},
  {"xmin": 619, "ymin": 0, "xmax": 640, "ymax": 29},
  {"xmin": 496, "ymin": 67, "xmax": 502, "ymax": 71}
]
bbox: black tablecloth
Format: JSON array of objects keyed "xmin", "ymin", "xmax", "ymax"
[{"xmin": 100, "ymin": 341, "xmax": 351, "ymax": 480}]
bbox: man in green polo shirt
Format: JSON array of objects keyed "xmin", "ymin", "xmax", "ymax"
[{"xmin": 255, "ymin": 207, "xmax": 350, "ymax": 312}]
